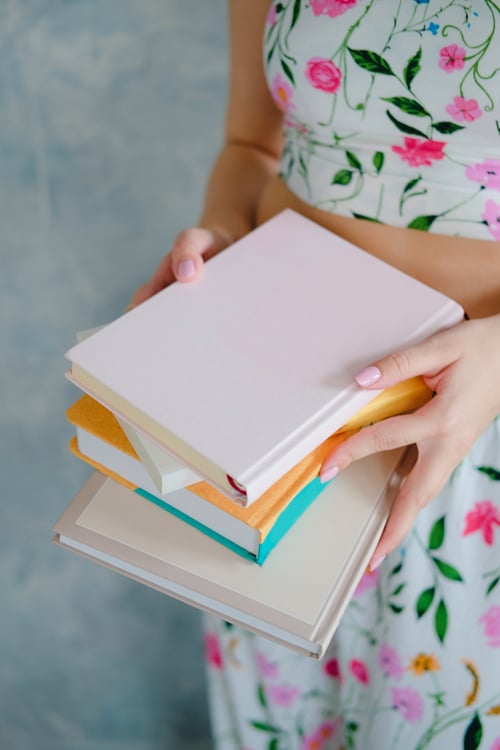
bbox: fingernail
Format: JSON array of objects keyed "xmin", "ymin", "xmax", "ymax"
[
  {"xmin": 354, "ymin": 365, "xmax": 382, "ymax": 387},
  {"xmin": 177, "ymin": 258, "xmax": 196, "ymax": 280},
  {"xmin": 369, "ymin": 554, "xmax": 386, "ymax": 572},
  {"xmin": 320, "ymin": 464, "xmax": 339, "ymax": 483}
]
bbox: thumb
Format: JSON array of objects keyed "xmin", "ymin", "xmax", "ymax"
[{"xmin": 170, "ymin": 227, "xmax": 232, "ymax": 283}]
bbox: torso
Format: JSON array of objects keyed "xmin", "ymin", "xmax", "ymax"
[
  {"xmin": 261, "ymin": 0, "xmax": 500, "ymax": 319},
  {"xmin": 257, "ymin": 175, "xmax": 500, "ymax": 319}
]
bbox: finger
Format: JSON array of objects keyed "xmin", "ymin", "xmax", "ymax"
[
  {"xmin": 170, "ymin": 227, "xmax": 230, "ymax": 283},
  {"xmin": 320, "ymin": 404, "xmax": 435, "ymax": 481},
  {"xmin": 369, "ymin": 443, "xmax": 453, "ymax": 566},
  {"xmin": 353, "ymin": 321, "xmax": 465, "ymax": 390}
]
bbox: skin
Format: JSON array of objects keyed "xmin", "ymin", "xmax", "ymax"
[{"xmin": 130, "ymin": 0, "xmax": 500, "ymax": 569}]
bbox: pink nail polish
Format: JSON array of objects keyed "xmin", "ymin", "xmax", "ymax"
[
  {"xmin": 354, "ymin": 365, "xmax": 382, "ymax": 387},
  {"xmin": 177, "ymin": 259, "xmax": 196, "ymax": 280},
  {"xmin": 320, "ymin": 464, "xmax": 339, "ymax": 483},
  {"xmin": 369, "ymin": 554, "xmax": 386, "ymax": 572}
]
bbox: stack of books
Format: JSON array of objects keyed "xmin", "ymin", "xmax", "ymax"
[{"xmin": 54, "ymin": 209, "xmax": 463, "ymax": 657}]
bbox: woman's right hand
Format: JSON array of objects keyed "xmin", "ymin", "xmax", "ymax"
[{"xmin": 129, "ymin": 226, "xmax": 233, "ymax": 308}]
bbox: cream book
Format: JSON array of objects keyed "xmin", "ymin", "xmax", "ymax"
[
  {"xmin": 53, "ymin": 447, "xmax": 414, "ymax": 658},
  {"xmin": 65, "ymin": 209, "xmax": 463, "ymax": 505}
]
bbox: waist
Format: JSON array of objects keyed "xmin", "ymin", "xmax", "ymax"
[{"xmin": 256, "ymin": 175, "xmax": 500, "ymax": 320}]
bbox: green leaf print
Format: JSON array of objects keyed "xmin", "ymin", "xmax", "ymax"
[
  {"xmin": 280, "ymin": 57, "xmax": 295, "ymax": 85},
  {"xmin": 268, "ymin": 739, "xmax": 279, "ymax": 750},
  {"xmin": 351, "ymin": 212, "xmax": 383, "ymax": 223},
  {"xmin": 348, "ymin": 48, "xmax": 394, "ymax": 76},
  {"xmin": 391, "ymin": 583, "xmax": 406, "ymax": 596},
  {"xmin": 257, "ymin": 683, "xmax": 267, "ymax": 708},
  {"xmin": 432, "ymin": 120, "xmax": 465, "ymax": 134},
  {"xmin": 386, "ymin": 110, "xmax": 427, "ymax": 138},
  {"xmin": 390, "ymin": 561, "xmax": 403, "ymax": 576},
  {"xmin": 416, "ymin": 586, "xmax": 435, "ymax": 618},
  {"xmin": 428, "ymin": 516, "xmax": 446, "ymax": 551},
  {"xmin": 403, "ymin": 176, "xmax": 422, "ymax": 194},
  {"xmin": 403, "ymin": 47, "xmax": 422, "ymax": 89},
  {"xmin": 476, "ymin": 465, "xmax": 500, "ymax": 481},
  {"xmin": 373, "ymin": 151, "xmax": 384, "ymax": 173},
  {"xmin": 487, "ymin": 575, "xmax": 500, "ymax": 595},
  {"xmin": 407, "ymin": 215, "xmax": 438, "ymax": 231},
  {"xmin": 346, "ymin": 721, "xmax": 359, "ymax": 750},
  {"xmin": 435, "ymin": 598, "xmax": 448, "ymax": 643},
  {"xmin": 432, "ymin": 557, "xmax": 464, "ymax": 582},
  {"xmin": 389, "ymin": 603, "xmax": 404, "ymax": 614},
  {"xmin": 250, "ymin": 721, "xmax": 281, "ymax": 733},
  {"xmin": 290, "ymin": 0, "xmax": 301, "ymax": 30},
  {"xmin": 346, "ymin": 150, "xmax": 363, "ymax": 172},
  {"xmin": 463, "ymin": 712, "xmax": 483, "ymax": 750},
  {"xmin": 382, "ymin": 96, "xmax": 430, "ymax": 117},
  {"xmin": 332, "ymin": 169, "xmax": 353, "ymax": 186}
]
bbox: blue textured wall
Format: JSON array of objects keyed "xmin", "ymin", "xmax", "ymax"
[{"xmin": 0, "ymin": 2, "xmax": 227, "ymax": 747}]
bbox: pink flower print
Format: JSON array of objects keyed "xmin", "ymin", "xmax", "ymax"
[
  {"xmin": 479, "ymin": 605, "xmax": 500, "ymax": 647},
  {"xmin": 446, "ymin": 96, "xmax": 482, "ymax": 123},
  {"xmin": 301, "ymin": 719, "xmax": 341, "ymax": 750},
  {"xmin": 392, "ymin": 137, "xmax": 446, "ymax": 167},
  {"xmin": 391, "ymin": 686, "xmax": 424, "ymax": 723},
  {"xmin": 482, "ymin": 200, "xmax": 500, "ymax": 240},
  {"xmin": 463, "ymin": 500, "xmax": 500, "ymax": 544},
  {"xmin": 256, "ymin": 651, "xmax": 279, "ymax": 680},
  {"xmin": 490, "ymin": 738, "xmax": 500, "ymax": 750},
  {"xmin": 311, "ymin": 0, "xmax": 358, "ymax": 17},
  {"xmin": 349, "ymin": 658, "xmax": 370, "ymax": 685},
  {"xmin": 305, "ymin": 57, "xmax": 342, "ymax": 93},
  {"xmin": 267, "ymin": 683, "xmax": 300, "ymax": 706},
  {"xmin": 271, "ymin": 73, "xmax": 296, "ymax": 114},
  {"xmin": 354, "ymin": 566, "xmax": 380, "ymax": 596},
  {"xmin": 302, "ymin": 733, "xmax": 323, "ymax": 750},
  {"xmin": 378, "ymin": 642, "xmax": 404, "ymax": 680},
  {"xmin": 466, "ymin": 159, "xmax": 500, "ymax": 190},
  {"xmin": 439, "ymin": 44, "xmax": 466, "ymax": 73},
  {"xmin": 204, "ymin": 632, "xmax": 223, "ymax": 669},
  {"xmin": 267, "ymin": 4, "xmax": 278, "ymax": 26},
  {"xmin": 323, "ymin": 657, "xmax": 343, "ymax": 681}
]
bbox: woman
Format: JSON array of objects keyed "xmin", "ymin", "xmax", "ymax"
[{"xmin": 132, "ymin": 1, "xmax": 500, "ymax": 747}]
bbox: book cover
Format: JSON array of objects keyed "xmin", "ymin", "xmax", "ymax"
[
  {"xmin": 117, "ymin": 418, "xmax": 200, "ymax": 495},
  {"xmin": 67, "ymin": 381, "xmax": 431, "ymax": 562},
  {"xmin": 67, "ymin": 395, "xmax": 199, "ymax": 495},
  {"xmin": 53, "ymin": 446, "xmax": 414, "ymax": 658},
  {"xmin": 69, "ymin": 436, "xmax": 330, "ymax": 563},
  {"xmin": 66, "ymin": 209, "xmax": 463, "ymax": 504}
]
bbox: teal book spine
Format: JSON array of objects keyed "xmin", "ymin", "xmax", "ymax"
[{"xmin": 135, "ymin": 476, "xmax": 332, "ymax": 565}]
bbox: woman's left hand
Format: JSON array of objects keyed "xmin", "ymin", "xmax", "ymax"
[{"xmin": 320, "ymin": 313, "xmax": 500, "ymax": 569}]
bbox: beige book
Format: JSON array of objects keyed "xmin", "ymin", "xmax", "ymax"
[{"xmin": 53, "ymin": 446, "xmax": 415, "ymax": 658}]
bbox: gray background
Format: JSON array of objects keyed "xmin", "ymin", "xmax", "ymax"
[{"xmin": 1, "ymin": 1, "xmax": 227, "ymax": 747}]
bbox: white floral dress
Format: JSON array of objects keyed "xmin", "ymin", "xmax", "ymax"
[{"xmin": 204, "ymin": 2, "xmax": 500, "ymax": 749}]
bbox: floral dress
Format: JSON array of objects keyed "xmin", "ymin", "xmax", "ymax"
[
  {"xmin": 265, "ymin": 0, "xmax": 500, "ymax": 239},
  {"xmin": 203, "ymin": 2, "xmax": 500, "ymax": 749}
]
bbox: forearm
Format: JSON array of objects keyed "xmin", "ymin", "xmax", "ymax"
[{"xmin": 197, "ymin": 140, "xmax": 281, "ymax": 243}]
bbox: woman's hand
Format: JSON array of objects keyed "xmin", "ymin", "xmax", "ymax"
[
  {"xmin": 129, "ymin": 226, "xmax": 233, "ymax": 307},
  {"xmin": 320, "ymin": 314, "xmax": 500, "ymax": 569}
]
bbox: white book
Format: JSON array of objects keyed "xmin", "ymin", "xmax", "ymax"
[
  {"xmin": 117, "ymin": 418, "xmax": 200, "ymax": 494},
  {"xmin": 65, "ymin": 209, "xmax": 463, "ymax": 505},
  {"xmin": 72, "ymin": 426, "xmax": 264, "ymax": 558},
  {"xmin": 53, "ymin": 446, "xmax": 414, "ymax": 658}
]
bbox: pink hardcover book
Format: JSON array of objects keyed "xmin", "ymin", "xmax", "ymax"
[{"xmin": 65, "ymin": 209, "xmax": 463, "ymax": 505}]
